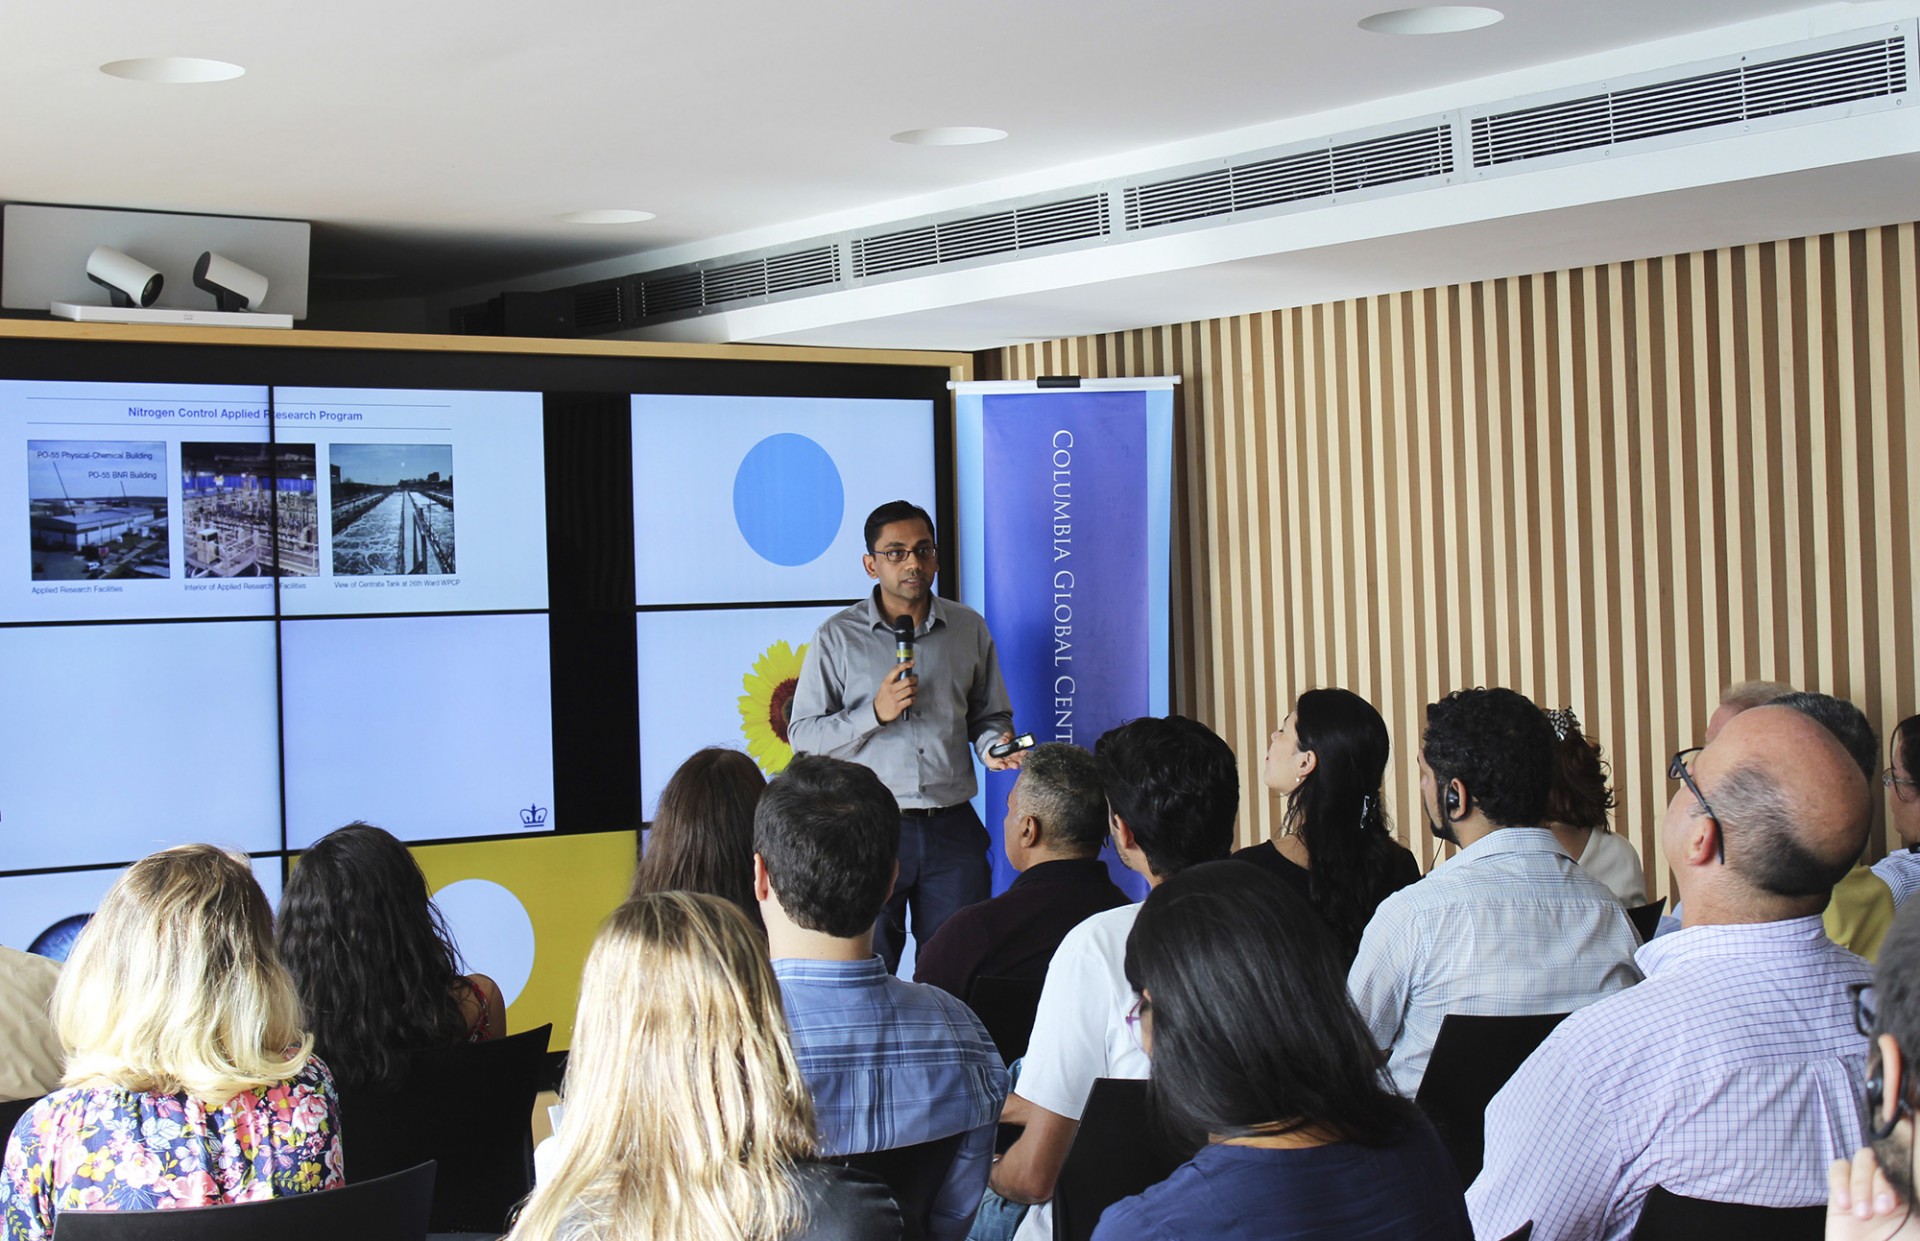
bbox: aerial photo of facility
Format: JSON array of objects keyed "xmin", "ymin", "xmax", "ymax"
[{"xmin": 28, "ymin": 439, "xmax": 170, "ymax": 581}]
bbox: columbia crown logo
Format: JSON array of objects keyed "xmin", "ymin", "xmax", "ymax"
[{"xmin": 519, "ymin": 804, "xmax": 548, "ymax": 828}]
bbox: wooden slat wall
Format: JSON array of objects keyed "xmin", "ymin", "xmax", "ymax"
[{"xmin": 982, "ymin": 224, "xmax": 1920, "ymax": 901}]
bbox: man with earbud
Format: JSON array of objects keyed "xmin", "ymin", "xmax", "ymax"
[
  {"xmin": 1828, "ymin": 900, "xmax": 1920, "ymax": 1240},
  {"xmin": 1468, "ymin": 702, "xmax": 1875, "ymax": 1241},
  {"xmin": 1347, "ymin": 686, "xmax": 1642, "ymax": 1099}
]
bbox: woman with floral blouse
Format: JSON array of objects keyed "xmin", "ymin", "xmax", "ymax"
[{"xmin": 1, "ymin": 844, "xmax": 342, "ymax": 1240}]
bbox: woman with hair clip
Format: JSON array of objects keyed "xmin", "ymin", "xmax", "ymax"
[
  {"xmin": 1542, "ymin": 707, "xmax": 1647, "ymax": 906},
  {"xmin": 1873, "ymin": 715, "xmax": 1920, "ymax": 909},
  {"xmin": 1236, "ymin": 688, "xmax": 1420, "ymax": 959},
  {"xmin": 507, "ymin": 891, "xmax": 900, "ymax": 1241},
  {"xmin": 1, "ymin": 845, "xmax": 342, "ymax": 1240},
  {"xmin": 275, "ymin": 822, "xmax": 505, "ymax": 1092},
  {"xmin": 1092, "ymin": 861, "xmax": 1469, "ymax": 1240},
  {"xmin": 630, "ymin": 746, "xmax": 768, "ymax": 932}
]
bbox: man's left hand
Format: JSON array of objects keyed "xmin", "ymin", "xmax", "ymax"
[{"xmin": 985, "ymin": 732, "xmax": 1026, "ymax": 771}]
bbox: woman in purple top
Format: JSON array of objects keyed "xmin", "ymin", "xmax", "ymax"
[{"xmin": 1093, "ymin": 862, "xmax": 1470, "ymax": 1241}]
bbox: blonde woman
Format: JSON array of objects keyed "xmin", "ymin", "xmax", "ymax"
[
  {"xmin": 0, "ymin": 845, "xmax": 342, "ymax": 1240},
  {"xmin": 508, "ymin": 892, "xmax": 899, "ymax": 1241}
]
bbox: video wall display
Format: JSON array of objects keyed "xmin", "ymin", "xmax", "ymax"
[
  {"xmin": 631, "ymin": 394, "xmax": 938, "ymax": 815},
  {"xmin": 0, "ymin": 347, "xmax": 949, "ymax": 965}
]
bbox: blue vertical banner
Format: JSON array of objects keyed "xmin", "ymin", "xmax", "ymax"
[{"xmin": 955, "ymin": 379, "xmax": 1176, "ymax": 899}]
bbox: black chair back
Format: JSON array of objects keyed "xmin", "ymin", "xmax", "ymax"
[
  {"xmin": 1052, "ymin": 1078, "xmax": 1198, "ymax": 1241},
  {"xmin": 835, "ymin": 1132, "xmax": 965, "ymax": 1241},
  {"xmin": 1414, "ymin": 1012, "xmax": 1568, "ymax": 1183},
  {"xmin": 1631, "ymin": 1185, "xmax": 1824, "ymax": 1240},
  {"xmin": 967, "ymin": 975, "xmax": 1045, "ymax": 1065},
  {"xmin": 50, "ymin": 1160, "xmax": 434, "ymax": 1241},
  {"xmin": 336, "ymin": 1023, "xmax": 551, "ymax": 1234},
  {"xmin": 0, "ymin": 1095, "xmax": 39, "ymax": 1143},
  {"xmin": 1626, "ymin": 897, "xmax": 1668, "ymax": 944}
]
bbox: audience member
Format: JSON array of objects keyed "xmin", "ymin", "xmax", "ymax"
[
  {"xmin": 0, "ymin": 846, "xmax": 341, "ymax": 1240},
  {"xmin": 1234, "ymin": 688, "xmax": 1421, "ymax": 960},
  {"xmin": 1705, "ymin": 677, "xmax": 1795, "ymax": 743},
  {"xmin": 755, "ymin": 754, "xmax": 1007, "ymax": 1241},
  {"xmin": 915, "ymin": 742, "xmax": 1127, "ymax": 1000},
  {"xmin": 1542, "ymin": 706, "xmax": 1647, "ymax": 906},
  {"xmin": 506, "ymin": 891, "xmax": 901, "ymax": 1241},
  {"xmin": 1468, "ymin": 704, "xmax": 1875, "ymax": 1240},
  {"xmin": 0, "ymin": 947, "xmax": 61, "ymax": 1104},
  {"xmin": 1348, "ymin": 687, "xmax": 1640, "ymax": 1096},
  {"xmin": 631, "ymin": 745, "xmax": 768, "ymax": 932},
  {"xmin": 1773, "ymin": 691, "xmax": 1896, "ymax": 960},
  {"xmin": 988, "ymin": 715, "xmax": 1240, "ymax": 1241},
  {"xmin": 1826, "ymin": 899, "xmax": 1920, "ymax": 1241},
  {"xmin": 276, "ymin": 822, "xmax": 505, "ymax": 1091},
  {"xmin": 1875, "ymin": 715, "xmax": 1920, "ymax": 908},
  {"xmin": 1092, "ymin": 861, "xmax": 1470, "ymax": 1241}
]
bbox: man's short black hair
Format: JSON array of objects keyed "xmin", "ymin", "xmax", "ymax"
[
  {"xmin": 864, "ymin": 501, "xmax": 935, "ymax": 552},
  {"xmin": 1422, "ymin": 687, "xmax": 1554, "ymax": 828},
  {"xmin": 1878, "ymin": 901, "xmax": 1920, "ymax": 1061},
  {"xmin": 1016, "ymin": 743, "xmax": 1109, "ymax": 854},
  {"xmin": 1771, "ymin": 690, "xmax": 1878, "ymax": 787},
  {"xmin": 754, "ymin": 754, "xmax": 899, "ymax": 937},
  {"xmin": 1095, "ymin": 715, "xmax": 1239, "ymax": 878}
]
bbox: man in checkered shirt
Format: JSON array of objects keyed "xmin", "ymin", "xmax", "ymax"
[{"xmin": 1468, "ymin": 703, "xmax": 1875, "ymax": 1241}]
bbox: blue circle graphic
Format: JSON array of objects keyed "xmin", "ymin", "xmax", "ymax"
[{"xmin": 733, "ymin": 434, "xmax": 844, "ymax": 566}]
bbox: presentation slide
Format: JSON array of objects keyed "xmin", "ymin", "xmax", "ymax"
[
  {"xmin": 635, "ymin": 604, "xmax": 838, "ymax": 817},
  {"xmin": 632, "ymin": 394, "xmax": 935, "ymax": 606},
  {"xmin": 280, "ymin": 611, "xmax": 556, "ymax": 847},
  {"xmin": 0, "ymin": 380, "xmax": 275, "ymax": 623},
  {"xmin": 272, "ymin": 387, "xmax": 548, "ymax": 617},
  {"xmin": 0, "ymin": 858, "xmax": 284, "ymax": 958},
  {"xmin": 0, "ymin": 621, "xmax": 283, "ymax": 873}
]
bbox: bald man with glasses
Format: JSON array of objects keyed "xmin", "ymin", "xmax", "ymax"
[{"xmin": 1469, "ymin": 705, "xmax": 1876, "ymax": 1241}]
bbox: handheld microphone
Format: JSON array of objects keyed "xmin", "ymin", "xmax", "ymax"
[{"xmin": 893, "ymin": 615, "xmax": 915, "ymax": 722}]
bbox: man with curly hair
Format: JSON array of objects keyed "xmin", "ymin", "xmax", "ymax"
[{"xmin": 1348, "ymin": 686, "xmax": 1642, "ymax": 1097}]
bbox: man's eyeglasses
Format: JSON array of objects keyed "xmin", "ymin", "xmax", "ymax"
[
  {"xmin": 1851, "ymin": 981, "xmax": 1878, "ymax": 1039},
  {"xmin": 1669, "ymin": 747, "xmax": 1724, "ymax": 864},
  {"xmin": 1886, "ymin": 768, "xmax": 1919, "ymax": 803},
  {"xmin": 872, "ymin": 544, "xmax": 937, "ymax": 563}
]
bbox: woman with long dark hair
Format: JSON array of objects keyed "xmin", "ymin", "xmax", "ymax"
[
  {"xmin": 1236, "ymin": 688, "xmax": 1419, "ymax": 958},
  {"xmin": 1092, "ymin": 862, "xmax": 1469, "ymax": 1241},
  {"xmin": 275, "ymin": 822, "xmax": 504, "ymax": 1091},
  {"xmin": 631, "ymin": 746, "xmax": 767, "ymax": 932}
]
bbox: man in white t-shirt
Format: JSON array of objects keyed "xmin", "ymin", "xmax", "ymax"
[{"xmin": 979, "ymin": 715, "xmax": 1241, "ymax": 1241}]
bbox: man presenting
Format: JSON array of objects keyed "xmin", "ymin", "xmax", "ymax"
[{"xmin": 789, "ymin": 500, "xmax": 1022, "ymax": 972}]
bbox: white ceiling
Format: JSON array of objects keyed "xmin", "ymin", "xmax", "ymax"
[{"xmin": 1, "ymin": 0, "xmax": 1913, "ymax": 347}]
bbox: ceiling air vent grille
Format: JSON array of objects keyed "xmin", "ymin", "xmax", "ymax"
[
  {"xmin": 764, "ymin": 246, "xmax": 841, "ymax": 294},
  {"xmin": 1471, "ymin": 35, "xmax": 1908, "ymax": 167},
  {"xmin": 638, "ymin": 271, "xmax": 703, "ymax": 317},
  {"xmin": 1125, "ymin": 124, "xmax": 1453, "ymax": 231},
  {"xmin": 572, "ymin": 283, "xmax": 626, "ymax": 332},
  {"xmin": 852, "ymin": 195, "xmax": 1109, "ymax": 278}
]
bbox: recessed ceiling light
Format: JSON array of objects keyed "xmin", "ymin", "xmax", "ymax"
[
  {"xmin": 99, "ymin": 57, "xmax": 245, "ymax": 83},
  {"xmin": 557, "ymin": 210, "xmax": 656, "ymax": 225},
  {"xmin": 1358, "ymin": 6, "xmax": 1503, "ymax": 34},
  {"xmin": 891, "ymin": 127, "xmax": 1008, "ymax": 146}
]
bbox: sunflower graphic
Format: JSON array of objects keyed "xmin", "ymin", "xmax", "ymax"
[{"xmin": 739, "ymin": 639, "xmax": 809, "ymax": 774}]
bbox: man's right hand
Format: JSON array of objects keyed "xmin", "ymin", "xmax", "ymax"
[
  {"xmin": 873, "ymin": 660, "xmax": 917, "ymax": 724},
  {"xmin": 1827, "ymin": 1149, "xmax": 1909, "ymax": 1239}
]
